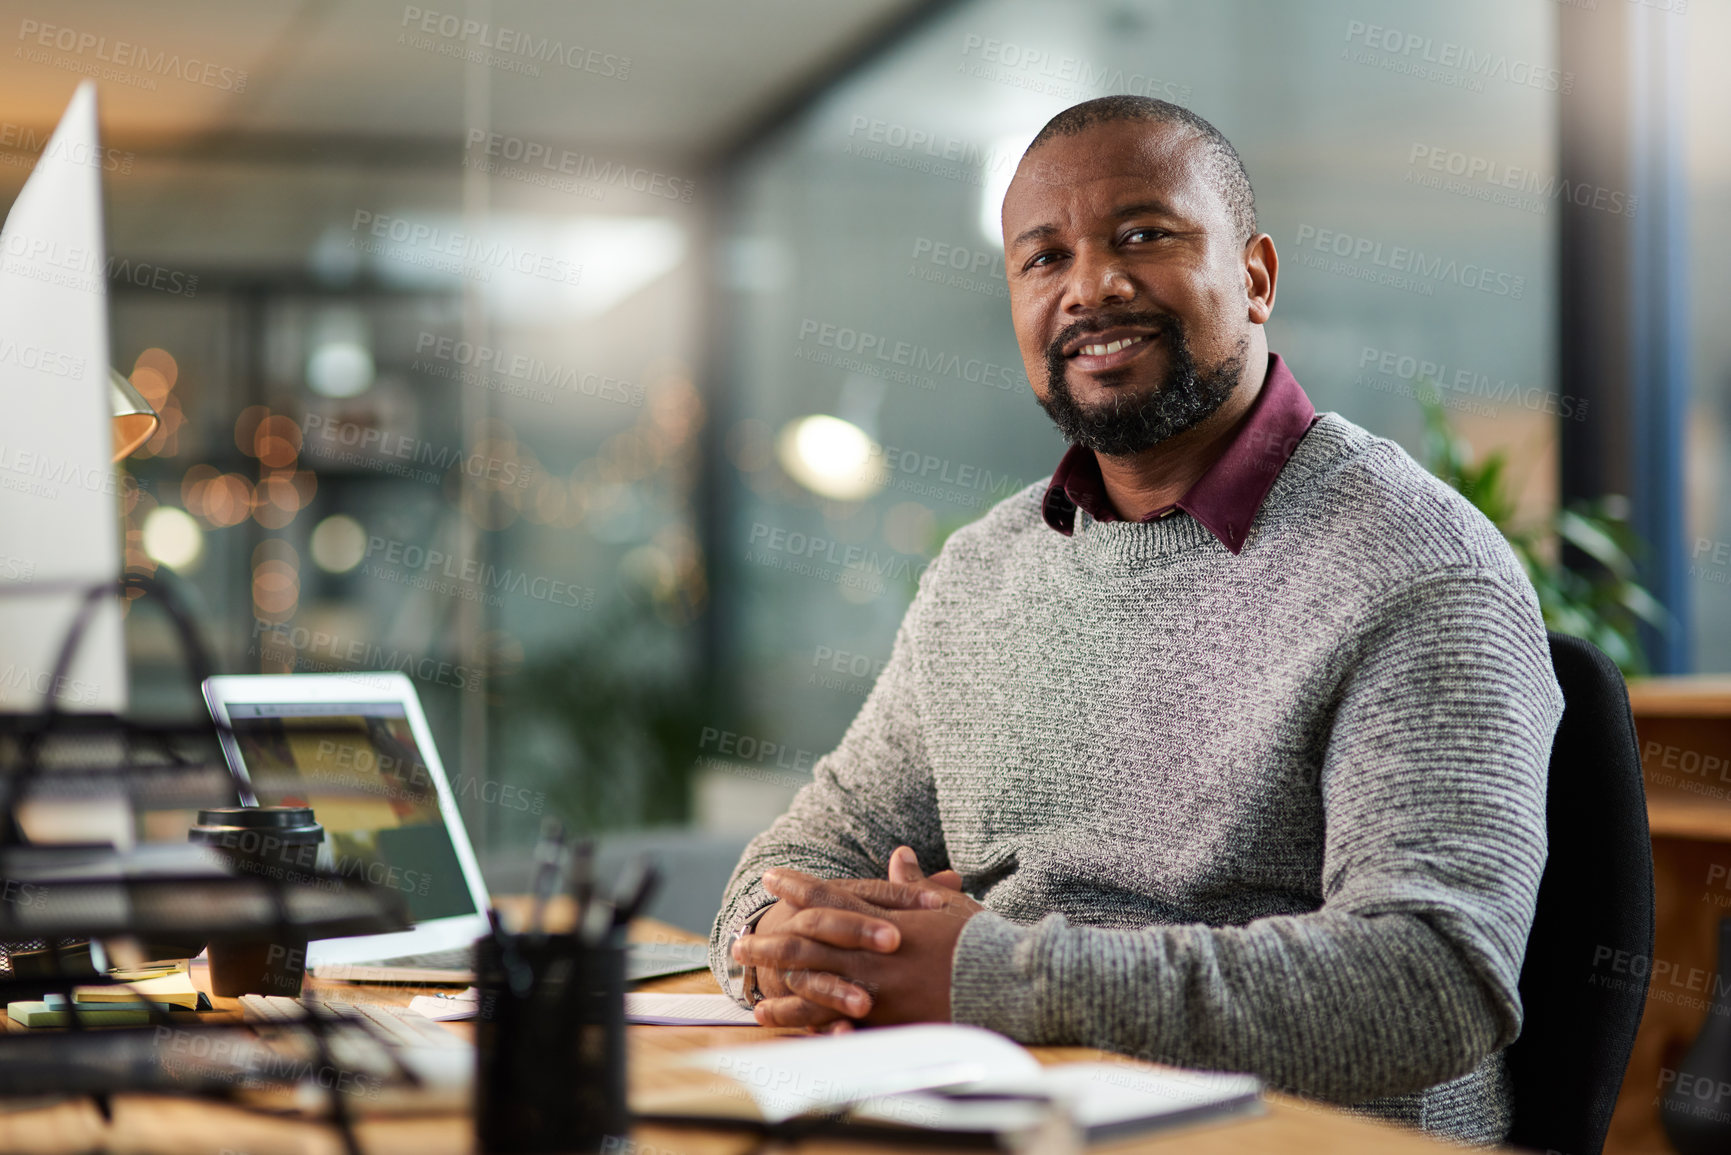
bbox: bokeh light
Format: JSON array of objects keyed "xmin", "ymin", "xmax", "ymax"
[
  {"xmin": 310, "ymin": 514, "xmax": 368, "ymax": 573},
  {"xmin": 251, "ymin": 541, "xmax": 300, "ymax": 620},
  {"xmin": 141, "ymin": 506, "xmax": 205, "ymax": 571},
  {"xmin": 252, "ymin": 414, "xmax": 302, "ymax": 468},
  {"xmin": 307, "ymin": 340, "xmax": 375, "ymax": 398},
  {"xmin": 775, "ymin": 415, "xmax": 886, "ymax": 502},
  {"xmin": 130, "ymin": 347, "xmax": 184, "ymax": 459},
  {"xmin": 252, "ymin": 474, "xmax": 303, "ymax": 528},
  {"xmin": 234, "ymin": 405, "xmax": 271, "ymax": 457},
  {"xmin": 133, "ymin": 347, "xmax": 178, "ymax": 388},
  {"xmin": 202, "ymin": 473, "xmax": 255, "ymax": 528},
  {"xmin": 180, "ymin": 463, "xmax": 219, "ymax": 518}
]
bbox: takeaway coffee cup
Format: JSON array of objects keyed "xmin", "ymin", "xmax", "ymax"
[{"xmin": 188, "ymin": 806, "xmax": 327, "ymax": 997}]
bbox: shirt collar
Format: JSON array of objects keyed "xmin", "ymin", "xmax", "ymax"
[{"xmin": 1039, "ymin": 352, "xmax": 1318, "ymax": 554}]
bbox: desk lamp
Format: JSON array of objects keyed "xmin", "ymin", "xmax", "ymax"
[{"xmin": 109, "ymin": 367, "xmax": 159, "ymax": 462}]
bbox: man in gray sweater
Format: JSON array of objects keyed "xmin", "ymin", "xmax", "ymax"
[{"xmin": 713, "ymin": 95, "xmax": 1563, "ymax": 1146}]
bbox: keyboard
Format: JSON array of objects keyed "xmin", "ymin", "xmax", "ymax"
[
  {"xmin": 238, "ymin": 994, "xmax": 466, "ymax": 1049},
  {"xmin": 238, "ymin": 994, "xmax": 471, "ymax": 1114},
  {"xmin": 627, "ymin": 940, "xmax": 710, "ymax": 981}
]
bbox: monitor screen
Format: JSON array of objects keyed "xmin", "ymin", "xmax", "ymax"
[{"xmin": 224, "ymin": 701, "xmax": 477, "ymax": 923}]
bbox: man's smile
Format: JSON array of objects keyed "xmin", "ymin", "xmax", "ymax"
[{"xmin": 1060, "ymin": 326, "xmax": 1161, "ymax": 374}]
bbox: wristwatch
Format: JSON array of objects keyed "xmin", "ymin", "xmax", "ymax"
[{"xmin": 729, "ymin": 902, "xmax": 777, "ymax": 1007}]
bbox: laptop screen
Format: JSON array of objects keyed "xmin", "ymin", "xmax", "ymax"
[{"xmin": 223, "ymin": 700, "xmax": 479, "ymax": 923}]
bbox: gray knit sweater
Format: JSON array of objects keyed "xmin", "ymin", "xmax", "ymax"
[{"xmin": 709, "ymin": 411, "xmax": 1563, "ymax": 1146}]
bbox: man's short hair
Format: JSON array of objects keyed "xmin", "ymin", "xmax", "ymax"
[{"xmin": 1023, "ymin": 96, "xmax": 1258, "ymax": 243}]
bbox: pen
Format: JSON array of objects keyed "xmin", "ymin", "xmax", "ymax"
[
  {"xmin": 571, "ymin": 838, "xmax": 595, "ymax": 936},
  {"xmin": 578, "ymin": 896, "xmax": 614, "ymax": 948},
  {"xmin": 488, "ymin": 906, "xmax": 534, "ymax": 998},
  {"xmin": 607, "ymin": 858, "xmax": 661, "ymax": 944},
  {"xmin": 526, "ymin": 817, "xmax": 567, "ymax": 939}
]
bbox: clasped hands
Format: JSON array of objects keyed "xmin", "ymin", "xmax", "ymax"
[{"xmin": 730, "ymin": 845, "xmax": 983, "ymax": 1031}]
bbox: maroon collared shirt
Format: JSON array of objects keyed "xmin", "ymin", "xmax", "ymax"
[{"xmin": 1040, "ymin": 352, "xmax": 1318, "ymax": 554}]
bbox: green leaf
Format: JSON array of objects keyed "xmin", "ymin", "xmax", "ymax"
[
  {"xmin": 1615, "ymin": 582, "xmax": 1670, "ymax": 628},
  {"xmin": 1556, "ymin": 510, "xmax": 1637, "ymax": 579},
  {"xmin": 1414, "ymin": 392, "xmax": 1664, "ymax": 676}
]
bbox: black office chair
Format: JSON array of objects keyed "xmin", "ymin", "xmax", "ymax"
[{"xmin": 1504, "ymin": 631, "xmax": 1655, "ymax": 1155}]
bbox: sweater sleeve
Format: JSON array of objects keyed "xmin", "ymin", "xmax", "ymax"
[
  {"xmin": 707, "ymin": 571, "xmax": 951, "ymax": 1004},
  {"xmin": 948, "ymin": 567, "xmax": 1562, "ymax": 1104}
]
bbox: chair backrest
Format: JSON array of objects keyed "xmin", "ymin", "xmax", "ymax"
[{"xmin": 1504, "ymin": 631, "xmax": 1655, "ymax": 1155}]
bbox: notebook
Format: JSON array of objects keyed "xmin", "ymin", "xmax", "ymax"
[
  {"xmin": 10, "ymin": 991, "xmax": 213, "ymax": 1027},
  {"xmin": 73, "ymin": 969, "xmax": 202, "ymax": 1009},
  {"xmin": 633, "ymin": 1023, "xmax": 1263, "ymax": 1145}
]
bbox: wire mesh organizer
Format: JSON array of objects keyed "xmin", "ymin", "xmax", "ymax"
[{"xmin": 0, "ymin": 573, "xmax": 415, "ymax": 1153}]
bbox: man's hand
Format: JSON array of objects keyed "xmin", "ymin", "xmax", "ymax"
[
  {"xmin": 741, "ymin": 897, "xmax": 901, "ymax": 1028},
  {"xmin": 735, "ymin": 847, "xmax": 984, "ymax": 1030},
  {"xmin": 886, "ymin": 844, "xmax": 982, "ymax": 919}
]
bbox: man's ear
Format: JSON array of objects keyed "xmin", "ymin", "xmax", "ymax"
[{"xmin": 1244, "ymin": 233, "xmax": 1277, "ymax": 325}]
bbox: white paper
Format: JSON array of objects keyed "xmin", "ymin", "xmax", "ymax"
[
  {"xmin": 841, "ymin": 1061, "xmax": 1261, "ymax": 1136},
  {"xmin": 691, "ymin": 1023, "xmax": 1044, "ymax": 1122},
  {"xmin": 625, "ymin": 993, "xmax": 758, "ymax": 1025},
  {"xmin": 1034, "ymin": 1062, "xmax": 1261, "ymax": 1128},
  {"xmin": 407, "ymin": 988, "xmax": 761, "ymax": 1026},
  {"xmin": 409, "ymin": 987, "xmax": 478, "ymax": 1021},
  {"xmin": 0, "ymin": 81, "xmax": 126, "ymax": 713}
]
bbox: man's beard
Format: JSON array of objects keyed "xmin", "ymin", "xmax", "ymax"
[{"xmin": 1038, "ymin": 314, "xmax": 1245, "ymax": 457}]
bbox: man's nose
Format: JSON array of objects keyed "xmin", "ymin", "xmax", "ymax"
[{"xmin": 1064, "ymin": 246, "xmax": 1135, "ymax": 311}]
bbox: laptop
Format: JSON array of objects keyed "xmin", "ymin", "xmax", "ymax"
[{"xmin": 202, "ymin": 673, "xmax": 709, "ymax": 985}]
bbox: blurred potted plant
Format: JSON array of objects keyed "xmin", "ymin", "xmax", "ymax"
[
  {"xmin": 1415, "ymin": 383, "xmax": 1667, "ymax": 675},
  {"xmin": 497, "ymin": 600, "xmax": 715, "ymax": 832}
]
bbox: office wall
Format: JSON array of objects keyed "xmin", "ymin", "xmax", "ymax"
[
  {"xmin": 116, "ymin": 155, "xmax": 707, "ymax": 851},
  {"xmin": 0, "ymin": 103, "xmax": 709, "ymax": 858}
]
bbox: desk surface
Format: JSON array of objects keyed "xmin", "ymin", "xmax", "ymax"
[{"xmin": 0, "ymin": 916, "xmax": 1470, "ymax": 1155}]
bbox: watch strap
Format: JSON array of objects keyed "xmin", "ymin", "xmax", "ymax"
[{"xmin": 735, "ymin": 900, "xmax": 776, "ymax": 1007}]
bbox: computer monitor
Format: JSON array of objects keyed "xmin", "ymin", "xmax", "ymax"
[{"xmin": 0, "ymin": 81, "xmax": 127, "ymax": 714}]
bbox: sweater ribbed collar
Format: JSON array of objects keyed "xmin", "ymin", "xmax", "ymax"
[
  {"xmin": 1041, "ymin": 352, "xmax": 1317, "ymax": 554},
  {"xmin": 1064, "ymin": 411, "xmax": 1354, "ymax": 568}
]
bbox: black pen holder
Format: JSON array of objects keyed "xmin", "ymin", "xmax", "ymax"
[{"xmin": 475, "ymin": 933, "xmax": 627, "ymax": 1154}]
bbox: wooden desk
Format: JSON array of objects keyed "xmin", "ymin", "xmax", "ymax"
[
  {"xmin": 1604, "ymin": 678, "xmax": 1731, "ymax": 1155},
  {"xmin": 0, "ymin": 917, "xmax": 1472, "ymax": 1154}
]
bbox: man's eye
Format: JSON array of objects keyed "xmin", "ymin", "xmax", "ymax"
[
  {"xmin": 1124, "ymin": 228, "xmax": 1164, "ymax": 243},
  {"xmin": 1023, "ymin": 251, "xmax": 1062, "ymax": 270}
]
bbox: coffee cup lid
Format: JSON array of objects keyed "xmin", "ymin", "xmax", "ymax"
[{"xmin": 190, "ymin": 806, "xmax": 324, "ymax": 845}]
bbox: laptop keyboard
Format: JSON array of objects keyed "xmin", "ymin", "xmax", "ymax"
[
  {"xmin": 364, "ymin": 946, "xmax": 472, "ymax": 970},
  {"xmin": 318, "ymin": 942, "xmax": 707, "ymax": 981}
]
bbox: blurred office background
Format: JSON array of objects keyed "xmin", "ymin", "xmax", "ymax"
[{"xmin": 0, "ymin": 0, "xmax": 1722, "ymax": 933}]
